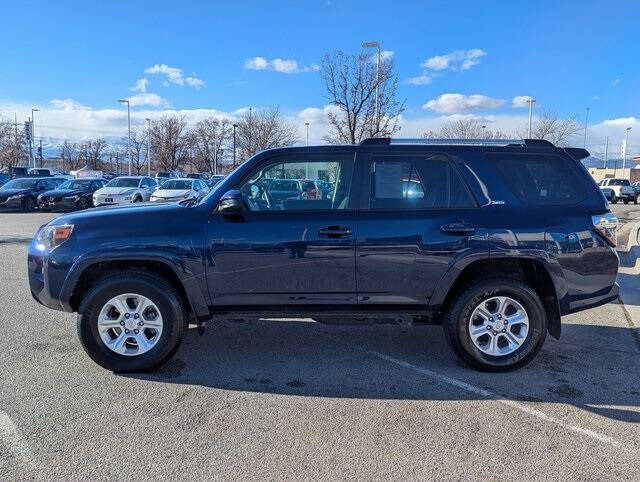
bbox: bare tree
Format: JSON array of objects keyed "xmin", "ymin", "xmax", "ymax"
[
  {"xmin": 321, "ymin": 50, "xmax": 404, "ymax": 144},
  {"xmin": 423, "ymin": 118, "xmax": 510, "ymax": 140},
  {"xmin": 76, "ymin": 139, "xmax": 107, "ymax": 170},
  {"xmin": 59, "ymin": 140, "xmax": 83, "ymax": 171},
  {"xmin": 528, "ymin": 111, "xmax": 582, "ymax": 146},
  {"xmin": 129, "ymin": 128, "xmax": 148, "ymax": 175},
  {"xmin": 236, "ymin": 107, "xmax": 297, "ymax": 161},
  {"xmin": 0, "ymin": 119, "xmax": 28, "ymax": 169},
  {"xmin": 150, "ymin": 115, "xmax": 190, "ymax": 172},
  {"xmin": 190, "ymin": 117, "xmax": 233, "ymax": 174}
]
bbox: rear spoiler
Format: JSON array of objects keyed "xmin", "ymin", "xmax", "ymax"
[{"xmin": 563, "ymin": 147, "xmax": 590, "ymax": 161}]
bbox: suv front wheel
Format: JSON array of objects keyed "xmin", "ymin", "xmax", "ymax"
[
  {"xmin": 443, "ymin": 277, "xmax": 547, "ymax": 371},
  {"xmin": 77, "ymin": 271, "xmax": 186, "ymax": 372}
]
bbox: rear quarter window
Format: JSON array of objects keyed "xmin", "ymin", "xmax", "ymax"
[{"xmin": 488, "ymin": 153, "xmax": 588, "ymax": 206}]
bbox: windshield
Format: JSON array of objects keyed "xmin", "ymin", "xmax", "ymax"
[
  {"xmin": 59, "ymin": 180, "xmax": 92, "ymax": 189},
  {"xmin": 106, "ymin": 178, "xmax": 140, "ymax": 188},
  {"xmin": 2, "ymin": 179, "xmax": 38, "ymax": 189},
  {"xmin": 160, "ymin": 180, "xmax": 192, "ymax": 190},
  {"xmin": 157, "ymin": 172, "xmax": 170, "ymax": 177}
]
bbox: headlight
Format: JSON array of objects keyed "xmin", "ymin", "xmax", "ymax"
[
  {"xmin": 35, "ymin": 224, "xmax": 74, "ymax": 251},
  {"xmin": 8, "ymin": 194, "xmax": 24, "ymax": 201}
]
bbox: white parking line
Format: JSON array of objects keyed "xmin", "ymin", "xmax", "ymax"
[
  {"xmin": 0, "ymin": 411, "xmax": 37, "ymax": 470},
  {"xmin": 368, "ymin": 351, "xmax": 635, "ymax": 453}
]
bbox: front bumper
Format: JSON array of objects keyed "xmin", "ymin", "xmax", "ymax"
[
  {"xmin": 28, "ymin": 236, "xmax": 76, "ymax": 313},
  {"xmin": 94, "ymin": 197, "xmax": 132, "ymax": 207},
  {"xmin": 38, "ymin": 197, "xmax": 77, "ymax": 211}
]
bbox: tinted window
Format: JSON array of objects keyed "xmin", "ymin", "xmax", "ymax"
[
  {"xmin": 370, "ymin": 158, "xmax": 475, "ymax": 210},
  {"xmin": 59, "ymin": 180, "xmax": 92, "ymax": 189},
  {"xmin": 609, "ymin": 179, "xmax": 630, "ymax": 186},
  {"xmin": 2, "ymin": 179, "xmax": 38, "ymax": 189},
  {"xmin": 237, "ymin": 159, "xmax": 354, "ymax": 211},
  {"xmin": 490, "ymin": 154, "xmax": 587, "ymax": 206}
]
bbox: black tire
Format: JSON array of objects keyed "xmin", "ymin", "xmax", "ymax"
[
  {"xmin": 443, "ymin": 277, "xmax": 547, "ymax": 372},
  {"xmin": 624, "ymin": 199, "xmax": 629, "ymax": 205},
  {"xmin": 635, "ymin": 196, "xmax": 638, "ymax": 205},
  {"xmin": 611, "ymin": 195, "xmax": 618, "ymax": 204},
  {"xmin": 76, "ymin": 196, "xmax": 90, "ymax": 210},
  {"xmin": 23, "ymin": 196, "xmax": 35, "ymax": 212},
  {"xmin": 77, "ymin": 271, "xmax": 187, "ymax": 372},
  {"xmin": 133, "ymin": 196, "xmax": 143, "ymax": 203}
]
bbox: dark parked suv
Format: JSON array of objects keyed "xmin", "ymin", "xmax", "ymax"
[{"xmin": 28, "ymin": 138, "xmax": 619, "ymax": 372}]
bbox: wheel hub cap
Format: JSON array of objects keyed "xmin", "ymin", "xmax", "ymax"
[
  {"xmin": 468, "ymin": 295, "xmax": 529, "ymax": 356},
  {"xmin": 97, "ymin": 293, "xmax": 163, "ymax": 357}
]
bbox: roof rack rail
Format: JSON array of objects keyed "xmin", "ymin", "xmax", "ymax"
[{"xmin": 359, "ymin": 137, "xmax": 556, "ymax": 148}]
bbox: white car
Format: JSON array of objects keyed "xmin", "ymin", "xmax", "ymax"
[
  {"xmin": 598, "ymin": 178, "xmax": 636, "ymax": 204},
  {"xmin": 150, "ymin": 178, "xmax": 209, "ymax": 203},
  {"xmin": 93, "ymin": 176, "xmax": 157, "ymax": 207}
]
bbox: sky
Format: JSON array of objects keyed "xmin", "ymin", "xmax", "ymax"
[{"xmin": 1, "ymin": 0, "xmax": 639, "ymax": 157}]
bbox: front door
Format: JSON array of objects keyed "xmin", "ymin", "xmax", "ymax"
[
  {"xmin": 356, "ymin": 152, "xmax": 488, "ymax": 306},
  {"xmin": 206, "ymin": 152, "xmax": 359, "ymax": 307}
]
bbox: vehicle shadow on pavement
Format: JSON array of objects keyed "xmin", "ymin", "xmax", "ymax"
[{"xmin": 123, "ymin": 318, "xmax": 640, "ymax": 423}]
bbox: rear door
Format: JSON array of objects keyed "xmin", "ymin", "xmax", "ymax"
[{"xmin": 356, "ymin": 152, "xmax": 488, "ymax": 306}]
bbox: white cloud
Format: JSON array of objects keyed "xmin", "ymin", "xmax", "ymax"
[
  {"xmin": 144, "ymin": 64, "xmax": 204, "ymax": 89},
  {"xmin": 609, "ymin": 78, "xmax": 620, "ymax": 87},
  {"xmin": 381, "ymin": 50, "xmax": 394, "ymax": 60},
  {"xmin": 423, "ymin": 93, "xmax": 504, "ymax": 114},
  {"xmin": 511, "ymin": 95, "xmax": 534, "ymax": 108},
  {"xmin": 127, "ymin": 93, "xmax": 169, "ymax": 108},
  {"xmin": 421, "ymin": 49, "xmax": 487, "ymax": 71},
  {"xmin": 603, "ymin": 117, "xmax": 637, "ymax": 127},
  {"xmin": 244, "ymin": 56, "xmax": 319, "ymax": 74},
  {"xmin": 50, "ymin": 98, "xmax": 91, "ymax": 111},
  {"xmin": 129, "ymin": 78, "xmax": 148, "ymax": 93},
  {"xmin": 406, "ymin": 75, "xmax": 433, "ymax": 85}
]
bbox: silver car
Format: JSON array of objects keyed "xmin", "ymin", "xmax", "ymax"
[{"xmin": 93, "ymin": 176, "xmax": 157, "ymax": 207}]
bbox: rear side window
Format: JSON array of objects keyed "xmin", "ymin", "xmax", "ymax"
[
  {"xmin": 489, "ymin": 154, "xmax": 587, "ymax": 206},
  {"xmin": 370, "ymin": 157, "xmax": 475, "ymax": 210}
]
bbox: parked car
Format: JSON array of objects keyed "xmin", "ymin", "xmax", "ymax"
[
  {"xmin": 186, "ymin": 173, "xmax": 210, "ymax": 180},
  {"xmin": 93, "ymin": 176, "xmax": 156, "ymax": 207},
  {"xmin": 150, "ymin": 178, "xmax": 209, "ymax": 203},
  {"xmin": 38, "ymin": 178, "xmax": 107, "ymax": 211},
  {"xmin": 155, "ymin": 171, "xmax": 182, "ymax": 187},
  {"xmin": 28, "ymin": 168, "xmax": 66, "ymax": 177},
  {"xmin": 28, "ymin": 138, "xmax": 619, "ymax": 373},
  {"xmin": 266, "ymin": 178, "xmax": 302, "ymax": 205},
  {"xmin": 0, "ymin": 177, "xmax": 65, "ymax": 211},
  {"xmin": 631, "ymin": 181, "xmax": 640, "ymax": 200},
  {"xmin": 207, "ymin": 174, "xmax": 225, "ymax": 188},
  {"xmin": 598, "ymin": 178, "xmax": 635, "ymax": 204},
  {"xmin": 9, "ymin": 166, "xmax": 31, "ymax": 179}
]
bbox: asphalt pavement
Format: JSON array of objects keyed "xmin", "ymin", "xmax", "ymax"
[{"xmin": 1, "ymin": 210, "xmax": 639, "ymax": 480}]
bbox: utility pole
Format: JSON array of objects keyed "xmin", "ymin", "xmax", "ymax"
[
  {"xmin": 526, "ymin": 98, "xmax": 536, "ymax": 138},
  {"xmin": 232, "ymin": 123, "xmax": 237, "ymax": 168},
  {"xmin": 305, "ymin": 122, "xmax": 310, "ymax": 146},
  {"xmin": 363, "ymin": 41, "xmax": 381, "ymax": 135},
  {"xmin": 26, "ymin": 117, "xmax": 33, "ymax": 167},
  {"xmin": 604, "ymin": 136, "xmax": 609, "ymax": 170},
  {"xmin": 118, "ymin": 99, "xmax": 131, "ymax": 175},
  {"xmin": 31, "ymin": 108, "xmax": 39, "ymax": 168},
  {"xmin": 583, "ymin": 107, "xmax": 590, "ymax": 148},
  {"xmin": 145, "ymin": 118, "xmax": 151, "ymax": 176},
  {"xmin": 38, "ymin": 139, "xmax": 42, "ymax": 167},
  {"xmin": 623, "ymin": 127, "xmax": 632, "ymax": 175}
]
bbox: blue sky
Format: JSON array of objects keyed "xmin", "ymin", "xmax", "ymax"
[{"xmin": 1, "ymin": 0, "xmax": 639, "ymax": 153}]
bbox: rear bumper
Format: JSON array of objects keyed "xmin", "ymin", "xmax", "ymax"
[{"xmin": 564, "ymin": 282, "xmax": 619, "ymax": 315}]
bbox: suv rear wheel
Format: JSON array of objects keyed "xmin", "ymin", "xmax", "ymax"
[
  {"xmin": 443, "ymin": 277, "xmax": 547, "ymax": 371},
  {"xmin": 77, "ymin": 271, "xmax": 186, "ymax": 372}
]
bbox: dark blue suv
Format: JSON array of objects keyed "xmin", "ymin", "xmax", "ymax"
[{"xmin": 28, "ymin": 138, "xmax": 619, "ymax": 372}]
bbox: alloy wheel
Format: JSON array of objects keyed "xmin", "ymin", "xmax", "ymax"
[{"xmin": 467, "ymin": 296, "xmax": 529, "ymax": 356}]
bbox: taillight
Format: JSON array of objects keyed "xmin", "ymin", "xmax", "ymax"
[{"xmin": 592, "ymin": 213, "xmax": 618, "ymax": 247}]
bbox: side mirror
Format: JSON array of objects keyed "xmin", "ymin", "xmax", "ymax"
[{"xmin": 217, "ymin": 190, "xmax": 244, "ymax": 214}]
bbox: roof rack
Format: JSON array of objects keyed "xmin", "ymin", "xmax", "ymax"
[{"xmin": 359, "ymin": 138, "xmax": 555, "ymax": 148}]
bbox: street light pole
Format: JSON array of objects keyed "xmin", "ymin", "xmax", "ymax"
[
  {"xmin": 623, "ymin": 127, "xmax": 632, "ymax": 175},
  {"xmin": 583, "ymin": 107, "xmax": 590, "ymax": 148},
  {"xmin": 526, "ymin": 98, "xmax": 536, "ymax": 138},
  {"xmin": 145, "ymin": 118, "xmax": 151, "ymax": 176},
  {"xmin": 118, "ymin": 99, "xmax": 131, "ymax": 175},
  {"xmin": 604, "ymin": 136, "xmax": 609, "ymax": 170},
  {"xmin": 31, "ymin": 108, "xmax": 40, "ymax": 167},
  {"xmin": 232, "ymin": 123, "xmax": 237, "ymax": 168},
  {"xmin": 362, "ymin": 41, "xmax": 381, "ymax": 135},
  {"xmin": 305, "ymin": 122, "xmax": 310, "ymax": 146}
]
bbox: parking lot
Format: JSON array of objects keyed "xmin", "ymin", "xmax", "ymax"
[{"xmin": 1, "ymin": 208, "xmax": 640, "ymax": 479}]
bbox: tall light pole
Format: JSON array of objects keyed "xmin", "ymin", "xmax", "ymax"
[
  {"xmin": 31, "ymin": 108, "xmax": 40, "ymax": 167},
  {"xmin": 604, "ymin": 136, "xmax": 609, "ymax": 170},
  {"xmin": 305, "ymin": 122, "xmax": 310, "ymax": 146},
  {"xmin": 362, "ymin": 41, "xmax": 381, "ymax": 134},
  {"xmin": 232, "ymin": 123, "xmax": 237, "ymax": 168},
  {"xmin": 118, "ymin": 99, "xmax": 131, "ymax": 175},
  {"xmin": 583, "ymin": 107, "xmax": 590, "ymax": 148},
  {"xmin": 623, "ymin": 127, "xmax": 632, "ymax": 174},
  {"xmin": 526, "ymin": 98, "xmax": 536, "ymax": 138},
  {"xmin": 145, "ymin": 118, "xmax": 151, "ymax": 176}
]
